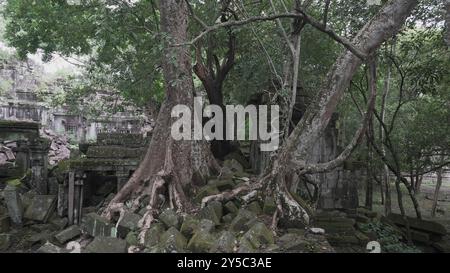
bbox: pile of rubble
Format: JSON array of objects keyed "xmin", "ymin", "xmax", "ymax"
[
  {"xmin": 0, "ymin": 143, "xmax": 16, "ymax": 167},
  {"xmin": 0, "ymin": 158, "xmax": 335, "ymax": 253},
  {"xmin": 40, "ymin": 129, "xmax": 70, "ymax": 166},
  {"xmin": 2, "ymin": 156, "xmax": 449, "ymax": 253}
]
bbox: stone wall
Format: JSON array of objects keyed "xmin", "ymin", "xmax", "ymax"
[{"xmin": 0, "ymin": 52, "xmax": 150, "ymax": 143}]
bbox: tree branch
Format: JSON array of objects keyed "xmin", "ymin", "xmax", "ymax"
[{"xmin": 296, "ymin": 58, "xmax": 377, "ymax": 175}]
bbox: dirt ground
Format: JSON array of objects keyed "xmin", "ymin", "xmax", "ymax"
[{"xmin": 359, "ymin": 175, "xmax": 450, "ymax": 231}]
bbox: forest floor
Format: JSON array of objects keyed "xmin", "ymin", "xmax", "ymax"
[
  {"xmin": 357, "ymin": 176, "xmax": 450, "ymax": 252},
  {"xmin": 360, "ymin": 176, "xmax": 450, "ymax": 221}
]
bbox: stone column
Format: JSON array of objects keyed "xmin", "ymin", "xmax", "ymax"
[
  {"xmin": 67, "ymin": 171, "xmax": 85, "ymax": 225},
  {"xmin": 116, "ymin": 170, "xmax": 130, "ymax": 191},
  {"xmin": 29, "ymin": 138, "xmax": 50, "ymax": 194},
  {"xmin": 4, "ymin": 184, "xmax": 23, "ymax": 226}
]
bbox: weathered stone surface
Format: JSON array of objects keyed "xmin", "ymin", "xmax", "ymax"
[
  {"xmin": 144, "ymin": 223, "xmax": 165, "ymax": 248},
  {"xmin": 277, "ymin": 232, "xmax": 334, "ymax": 253},
  {"xmin": 30, "ymin": 223, "xmax": 56, "ymax": 233},
  {"xmin": 387, "ymin": 213, "xmax": 447, "ymax": 236},
  {"xmin": 0, "ymin": 216, "xmax": 10, "ymax": 233},
  {"xmin": 223, "ymin": 159, "xmax": 244, "ymax": 173},
  {"xmin": 229, "ymin": 209, "xmax": 256, "ymax": 232},
  {"xmin": 87, "ymin": 146, "xmax": 145, "ymax": 159},
  {"xmin": 326, "ymin": 234, "xmax": 360, "ymax": 245},
  {"xmin": 222, "ymin": 213, "xmax": 235, "ymax": 223},
  {"xmin": 211, "ymin": 231, "xmax": 236, "ymax": 253},
  {"xmin": 355, "ymin": 214, "xmax": 370, "ymax": 223},
  {"xmin": 198, "ymin": 219, "xmax": 215, "ymax": 233},
  {"xmin": 198, "ymin": 205, "xmax": 221, "ymax": 225},
  {"xmin": 0, "ymin": 233, "xmax": 11, "ymax": 251},
  {"xmin": 159, "ymin": 209, "xmax": 181, "ymax": 229},
  {"xmin": 277, "ymin": 233, "xmax": 308, "ymax": 252},
  {"xmin": 96, "ymin": 133, "xmax": 145, "ymax": 146},
  {"xmin": 314, "ymin": 216, "xmax": 356, "ymax": 234},
  {"xmin": 432, "ymin": 240, "xmax": 450, "ymax": 253},
  {"xmin": 356, "ymin": 207, "xmax": 379, "ymax": 219},
  {"xmin": 26, "ymin": 231, "xmax": 54, "ymax": 245},
  {"xmin": 187, "ymin": 231, "xmax": 215, "ymax": 253},
  {"xmin": 84, "ymin": 236, "xmax": 127, "ymax": 253},
  {"xmin": 117, "ymin": 212, "xmax": 141, "ymax": 238},
  {"xmin": 242, "ymin": 222, "xmax": 274, "ymax": 249},
  {"xmin": 4, "ymin": 185, "xmax": 23, "ymax": 225},
  {"xmin": 21, "ymin": 190, "xmax": 36, "ymax": 211},
  {"xmin": 82, "ymin": 213, "xmax": 117, "ymax": 237},
  {"xmin": 354, "ymin": 231, "xmax": 370, "ymax": 244},
  {"xmin": 179, "ymin": 216, "xmax": 199, "ymax": 239},
  {"xmin": 263, "ymin": 197, "xmax": 276, "ymax": 215},
  {"xmin": 309, "ymin": 228, "xmax": 325, "ymax": 235},
  {"xmin": 159, "ymin": 227, "xmax": 187, "ymax": 253},
  {"xmin": 238, "ymin": 237, "xmax": 256, "ymax": 253},
  {"xmin": 247, "ymin": 201, "xmax": 262, "ymax": 215},
  {"xmin": 36, "ymin": 242, "xmax": 66, "ymax": 253},
  {"xmin": 208, "ymin": 179, "xmax": 235, "ymax": 191},
  {"xmin": 208, "ymin": 201, "xmax": 223, "ymax": 220},
  {"xmin": 54, "ymin": 225, "xmax": 81, "ymax": 244},
  {"xmin": 125, "ymin": 231, "xmax": 139, "ymax": 246},
  {"xmin": 224, "ymin": 201, "xmax": 239, "ymax": 214},
  {"xmin": 24, "ymin": 195, "xmax": 56, "ymax": 223},
  {"xmin": 194, "ymin": 186, "xmax": 219, "ymax": 203},
  {"xmin": 50, "ymin": 217, "xmax": 68, "ymax": 230},
  {"xmin": 409, "ymin": 229, "xmax": 431, "ymax": 245}
]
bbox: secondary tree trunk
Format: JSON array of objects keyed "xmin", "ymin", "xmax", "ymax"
[
  {"xmin": 265, "ymin": 0, "xmax": 418, "ymax": 226},
  {"xmin": 380, "ymin": 41, "xmax": 393, "ymax": 214}
]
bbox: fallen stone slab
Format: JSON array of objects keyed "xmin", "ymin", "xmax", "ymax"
[
  {"xmin": 387, "ymin": 213, "xmax": 447, "ymax": 236},
  {"xmin": 187, "ymin": 230, "xmax": 215, "ymax": 253},
  {"xmin": 54, "ymin": 225, "xmax": 82, "ymax": 244},
  {"xmin": 144, "ymin": 223, "xmax": 166, "ymax": 248},
  {"xmin": 229, "ymin": 209, "xmax": 257, "ymax": 232},
  {"xmin": 4, "ymin": 184, "xmax": 23, "ymax": 225},
  {"xmin": 0, "ymin": 215, "xmax": 10, "ymax": 233},
  {"xmin": 159, "ymin": 209, "xmax": 181, "ymax": 229},
  {"xmin": 24, "ymin": 195, "xmax": 57, "ymax": 223},
  {"xmin": 117, "ymin": 212, "xmax": 141, "ymax": 238},
  {"xmin": 180, "ymin": 215, "xmax": 199, "ymax": 239},
  {"xmin": 159, "ymin": 227, "xmax": 187, "ymax": 253},
  {"xmin": 242, "ymin": 222, "xmax": 274, "ymax": 249},
  {"xmin": 82, "ymin": 213, "xmax": 117, "ymax": 237},
  {"xmin": 26, "ymin": 231, "xmax": 54, "ymax": 245},
  {"xmin": 84, "ymin": 237, "xmax": 127, "ymax": 253},
  {"xmin": 0, "ymin": 233, "xmax": 11, "ymax": 251},
  {"xmin": 36, "ymin": 242, "xmax": 66, "ymax": 253},
  {"xmin": 432, "ymin": 240, "xmax": 450, "ymax": 253},
  {"xmin": 198, "ymin": 205, "xmax": 221, "ymax": 226},
  {"xmin": 211, "ymin": 231, "xmax": 236, "ymax": 253},
  {"xmin": 224, "ymin": 201, "xmax": 239, "ymax": 214},
  {"xmin": 50, "ymin": 217, "xmax": 69, "ymax": 230}
]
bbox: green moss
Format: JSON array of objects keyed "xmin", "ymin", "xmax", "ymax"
[{"xmin": 6, "ymin": 178, "xmax": 21, "ymax": 186}]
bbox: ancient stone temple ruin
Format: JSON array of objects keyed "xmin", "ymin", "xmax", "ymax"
[
  {"xmin": 55, "ymin": 133, "xmax": 149, "ymax": 225},
  {"xmin": 0, "ymin": 54, "xmax": 149, "ymax": 143},
  {"xmin": 0, "ymin": 120, "xmax": 50, "ymax": 194}
]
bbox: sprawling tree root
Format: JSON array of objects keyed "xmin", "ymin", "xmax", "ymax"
[
  {"xmin": 102, "ymin": 138, "xmax": 207, "ymax": 249},
  {"xmin": 201, "ymin": 182, "xmax": 253, "ymax": 208}
]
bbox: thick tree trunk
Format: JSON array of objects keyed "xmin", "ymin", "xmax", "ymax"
[
  {"xmin": 103, "ymin": 0, "xmax": 216, "ymax": 226},
  {"xmin": 266, "ymin": 0, "xmax": 418, "ymax": 226}
]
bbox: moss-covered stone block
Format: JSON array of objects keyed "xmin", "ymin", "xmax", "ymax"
[
  {"xmin": 159, "ymin": 227, "xmax": 187, "ymax": 253},
  {"xmin": 144, "ymin": 222, "xmax": 165, "ymax": 248}
]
